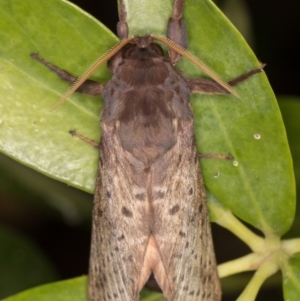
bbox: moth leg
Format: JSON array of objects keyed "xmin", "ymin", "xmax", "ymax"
[
  {"xmin": 167, "ymin": 0, "xmax": 188, "ymax": 65},
  {"xmin": 199, "ymin": 153, "xmax": 233, "ymax": 160},
  {"xmin": 30, "ymin": 53, "xmax": 104, "ymax": 96},
  {"xmin": 117, "ymin": 0, "xmax": 129, "ymax": 39},
  {"xmin": 196, "ymin": 64, "xmax": 266, "ymax": 160},
  {"xmin": 228, "ymin": 63, "xmax": 266, "ymax": 86},
  {"xmin": 187, "ymin": 63, "xmax": 266, "ymax": 94},
  {"xmin": 69, "ymin": 130, "xmax": 100, "ymax": 148}
]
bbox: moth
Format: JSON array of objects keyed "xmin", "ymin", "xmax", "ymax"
[{"xmin": 31, "ymin": 0, "xmax": 264, "ymax": 300}]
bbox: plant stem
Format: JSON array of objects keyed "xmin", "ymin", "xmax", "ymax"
[
  {"xmin": 218, "ymin": 253, "xmax": 264, "ymax": 278},
  {"xmin": 282, "ymin": 238, "xmax": 300, "ymax": 256},
  {"xmin": 236, "ymin": 259, "xmax": 278, "ymax": 301}
]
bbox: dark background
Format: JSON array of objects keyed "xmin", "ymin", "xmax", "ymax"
[{"xmin": 1, "ymin": 0, "xmax": 299, "ymax": 300}]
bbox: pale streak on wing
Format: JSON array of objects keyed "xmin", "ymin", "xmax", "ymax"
[
  {"xmin": 151, "ymin": 118, "xmax": 221, "ymax": 301},
  {"xmin": 88, "ymin": 123, "xmax": 151, "ymax": 301}
]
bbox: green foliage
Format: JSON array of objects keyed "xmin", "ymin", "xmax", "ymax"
[
  {"xmin": 4, "ymin": 277, "xmax": 86, "ymax": 301},
  {"xmin": 0, "ymin": 0, "xmax": 299, "ymax": 300},
  {"xmin": 282, "ymin": 253, "xmax": 300, "ymax": 300}
]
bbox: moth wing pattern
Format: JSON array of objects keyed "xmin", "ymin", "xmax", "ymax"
[
  {"xmin": 150, "ymin": 116, "xmax": 221, "ymax": 301},
  {"xmin": 88, "ymin": 122, "xmax": 151, "ymax": 301}
]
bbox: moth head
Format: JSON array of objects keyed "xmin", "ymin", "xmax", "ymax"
[
  {"xmin": 125, "ymin": 36, "xmax": 164, "ymax": 59},
  {"xmin": 108, "ymin": 36, "xmax": 164, "ymax": 73},
  {"xmin": 52, "ymin": 35, "xmax": 238, "ymax": 110}
]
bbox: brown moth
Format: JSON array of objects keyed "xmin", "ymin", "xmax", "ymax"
[{"xmin": 31, "ymin": 0, "xmax": 264, "ymax": 300}]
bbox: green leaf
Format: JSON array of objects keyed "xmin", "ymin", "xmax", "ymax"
[
  {"xmin": 0, "ymin": 0, "xmax": 116, "ymax": 193},
  {"xmin": 0, "ymin": 225, "xmax": 58, "ymax": 299},
  {"xmin": 183, "ymin": 0, "xmax": 294, "ymax": 236},
  {"xmin": 3, "ymin": 276, "xmax": 86, "ymax": 301},
  {"xmin": 282, "ymin": 253, "xmax": 300, "ymax": 301},
  {"xmin": 3, "ymin": 276, "xmax": 165, "ymax": 301},
  {"xmin": 140, "ymin": 288, "xmax": 164, "ymax": 301},
  {"xmin": 0, "ymin": 0, "xmax": 294, "ymax": 236}
]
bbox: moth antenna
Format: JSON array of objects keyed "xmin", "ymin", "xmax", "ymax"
[
  {"xmin": 51, "ymin": 37, "xmax": 135, "ymax": 111},
  {"xmin": 151, "ymin": 35, "xmax": 240, "ymax": 98}
]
